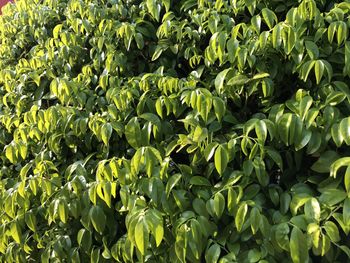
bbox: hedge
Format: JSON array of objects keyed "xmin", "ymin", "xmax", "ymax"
[{"xmin": 0, "ymin": 0, "xmax": 350, "ymax": 262}]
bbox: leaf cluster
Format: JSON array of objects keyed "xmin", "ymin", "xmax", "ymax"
[{"xmin": 0, "ymin": 0, "xmax": 350, "ymax": 262}]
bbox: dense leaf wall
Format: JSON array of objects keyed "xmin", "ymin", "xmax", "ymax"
[{"xmin": 0, "ymin": 0, "xmax": 350, "ymax": 262}]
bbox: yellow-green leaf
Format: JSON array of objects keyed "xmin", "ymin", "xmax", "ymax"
[
  {"xmin": 235, "ymin": 203, "xmax": 248, "ymax": 232},
  {"xmin": 314, "ymin": 60, "xmax": 324, "ymax": 84},
  {"xmin": 214, "ymin": 144, "xmax": 229, "ymax": 176}
]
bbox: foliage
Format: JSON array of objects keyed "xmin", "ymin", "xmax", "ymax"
[{"xmin": 0, "ymin": 0, "xmax": 350, "ymax": 262}]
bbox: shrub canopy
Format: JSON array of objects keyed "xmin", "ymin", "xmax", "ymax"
[{"xmin": 1, "ymin": 0, "xmax": 350, "ymax": 262}]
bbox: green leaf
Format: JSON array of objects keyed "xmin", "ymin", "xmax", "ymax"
[
  {"xmin": 53, "ymin": 24, "xmax": 63, "ymax": 39},
  {"xmin": 304, "ymin": 198, "xmax": 320, "ymax": 222},
  {"xmin": 215, "ymin": 69, "xmax": 230, "ymax": 94},
  {"xmin": 275, "ymin": 223, "xmax": 290, "ymax": 251},
  {"xmin": 58, "ymin": 199, "xmax": 68, "ymax": 223},
  {"xmin": 135, "ymin": 217, "xmax": 148, "ymax": 255},
  {"xmin": 272, "ymin": 23, "xmax": 283, "ymax": 48},
  {"xmin": 154, "ymin": 222, "xmax": 164, "ymax": 247},
  {"xmin": 325, "ymin": 91, "xmax": 346, "ymax": 106},
  {"xmin": 340, "ymin": 117, "xmax": 350, "ymax": 145},
  {"xmin": 18, "ymin": 142, "xmax": 28, "ymax": 160},
  {"xmin": 91, "ymin": 248, "xmax": 100, "ymax": 263},
  {"xmin": 135, "ymin": 33, "xmax": 144, "ymax": 49},
  {"xmin": 266, "ymin": 147, "xmax": 283, "ymax": 170},
  {"xmin": 125, "ymin": 117, "xmax": 142, "ymax": 149},
  {"xmin": 89, "ymin": 206, "xmax": 106, "ymax": 234},
  {"xmin": 290, "ymin": 193, "xmax": 311, "ymax": 215},
  {"xmin": 324, "ymin": 221, "xmax": 340, "ymax": 242},
  {"xmin": 255, "ymin": 120, "xmax": 267, "ymax": 144},
  {"xmin": 289, "ymin": 115, "xmax": 303, "ymax": 146},
  {"xmin": 162, "ymin": 0, "xmax": 170, "ymax": 12},
  {"xmin": 262, "ymin": 8, "xmax": 277, "ymax": 29},
  {"xmin": 345, "ymin": 166, "xmax": 350, "ymax": 193},
  {"xmin": 299, "ymin": 96, "xmax": 313, "ymax": 120},
  {"xmin": 339, "ymin": 245, "xmax": 350, "ymax": 258},
  {"xmin": 25, "ymin": 211, "xmax": 37, "ymax": 232},
  {"xmin": 278, "ymin": 113, "xmax": 293, "ymax": 146},
  {"xmin": 166, "ymin": 173, "xmax": 181, "ymax": 197},
  {"xmin": 147, "ymin": 0, "xmax": 160, "ymax": 21},
  {"xmin": 152, "ymin": 45, "xmax": 163, "ymax": 61},
  {"xmin": 205, "ymin": 243, "xmax": 221, "ymax": 263},
  {"xmin": 280, "ymin": 192, "xmax": 291, "ymax": 215},
  {"xmin": 189, "ymin": 176, "xmax": 211, "ymax": 186},
  {"xmin": 314, "ymin": 60, "xmax": 324, "ymax": 84},
  {"xmin": 328, "ymin": 22, "xmax": 337, "ymax": 43},
  {"xmin": 101, "ymin": 123, "xmax": 112, "ymax": 145},
  {"xmin": 290, "ymin": 226, "xmax": 308, "ymax": 263},
  {"xmin": 252, "ymin": 72, "xmax": 270, "ymax": 80},
  {"xmin": 248, "ymin": 249, "xmax": 261, "ymax": 263},
  {"xmin": 343, "ymin": 197, "xmax": 350, "ymax": 225},
  {"xmin": 286, "ymin": 27, "xmax": 296, "ymax": 54},
  {"xmin": 311, "ymin": 151, "xmax": 339, "ymax": 173},
  {"xmin": 147, "ymin": 209, "xmax": 164, "ymax": 247},
  {"xmin": 337, "ymin": 22, "xmax": 347, "ymax": 45},
  {"xmin": 213, "ymin": 192, "xmax": 225, "ymax": 218},
  {"xmin": 5, "ymin": 145, "xmax": 17, "ymax": 164},
  {"xmin": 306, "ymin": 131, "xmax": 322, "ymax": 155},
  {"xmin": 214, "ymin": 144, "xmax": 229, "ymax": 176},
  {"xmin": 320, "ymin": 234, "xmax": 331, "ymax": 256},
  {"xmin": 77, "ymin": 229, "xmax": 92, "ymax": 252},
  {"xmin": 331, "ymin": 123, "xmax": 344, "ymax": 147},
  {"xmin": 322, "ymin": 59, "xmax": 333, "ymax": 82},
  {"xmin": 213, "ymin": 97, "xmax": 226, "ymax": 122},
  {"xmin": 227, "ymin": 74, "xmax": 249, "ymax": 86},
  {"xmin": 253, "ymin": 157, "xmax": 269, "ymax": 186},
  {"xmin": 330, "ymin": 157, "xmax": 350, "ymax": 178},
  {"xmin": 319, "ymin": 189, "xmax": 347, "ymax": 206},
  {"xmin": 11, "ymin": 221, "xmax": 22, "ymax": 243},
  {"xmin": 250, "ymin": 207, "xmax": 261, "ymax": 235},
  {"xmin": 295, "ymin": 129, "xmax": 312, "ymax": 151},
  {"xmin": 235, "ymin": 202, "xmax": 248, "ymax": 232},
  {"xmin": 305, "ymin": 41, "xmax": 319, "ymax": 60},
  {"xmin": 204, "ymin": 142, "xmax": 219, "ymax": 161}
]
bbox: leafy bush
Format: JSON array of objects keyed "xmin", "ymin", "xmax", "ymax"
[{"xmin": 1, "ymin": 0, "xmax": 350, "ymax": 262}]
